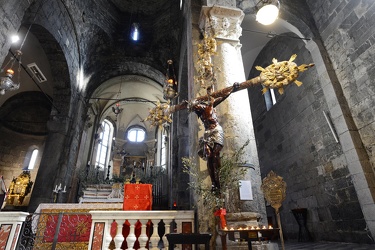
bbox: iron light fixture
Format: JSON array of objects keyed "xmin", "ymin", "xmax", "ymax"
[
  {"xmin": 163, "ymin": 60, "xmax": 178, "ymax": 100},
  {"xmin": 0, "ymin": 50, "xmax": 22, "ymax": 95}
]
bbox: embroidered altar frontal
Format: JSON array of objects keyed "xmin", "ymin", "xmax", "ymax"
[{"xmin": 123, "ymin": 184, "xmax": 152, "ymax": 210}]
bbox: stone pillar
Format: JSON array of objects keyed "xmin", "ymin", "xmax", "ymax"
[
  {"xmin": 28, "ymin": 117, "xmax": 70, "ymax": 212},
  {"xmin": 198, "ymin": 5, "xmax": 266, "ymax": 218}
]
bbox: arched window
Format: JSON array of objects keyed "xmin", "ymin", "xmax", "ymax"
[
  {"xmin": 127, "ymin": 127, "xmax": 146, "ymax": 142},
  {"xmin": 27, "ymin": 149, "xmax": 38, "ymax": 170},
  {"xmin": 160, "ymin": 133, "xmax": 167, "ymax": 169},
  {"xmin": 95, "ymin": 120, "xmax": 114, "ymax": 169},
  {"xmin": 264, "ymin": 88, "xmax": 277, "ymax": 111}
]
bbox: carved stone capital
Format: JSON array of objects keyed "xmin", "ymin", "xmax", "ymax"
[{"xmin": 200, "ymin": 5, "xmax": 244, "ymax": 41}]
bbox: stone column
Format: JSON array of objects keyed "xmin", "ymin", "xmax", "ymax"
[
  {"xmin": 28, "ymin": 117, "xmax": 70, "ymax": 212},
  {"xmin": 198, "ymin": 5, "xmax": 266, "ymax": 218}
]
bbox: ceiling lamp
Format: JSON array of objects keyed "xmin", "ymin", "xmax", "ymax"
[
  {"xmin": 163, "ymin": 60, "xmax": 178, "ymax": 100},
  {"xmin": 0, "ymin": 50, "xmax": 22, "ymax": 95},
  {"xmin": 112, "ymin": 83, "xmax": 123, "ymax": 119},
  {"xmin": 112, "ymin": 102, "xmax": 123, "ymax": 115},
  {"xmin": 256, "ymin": 0, "xmax": 280, "ymax": 25}
]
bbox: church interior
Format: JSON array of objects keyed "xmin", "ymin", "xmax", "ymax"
[{"xmin": 1, "ymin": 0, "xmax": 375, "ymax": 249}]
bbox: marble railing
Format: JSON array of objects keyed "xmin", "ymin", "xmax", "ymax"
[
  {"xmin": 0, "ymin": 211, "xmax": 29, "ymax": 250},
  {"xmin": 88, "ymin": 210, "xmax": 195, "ymax": 250}
]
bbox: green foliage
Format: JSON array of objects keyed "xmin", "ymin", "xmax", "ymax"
[{"xmin": 182, "ymin": 140, "xmax": 249, "ymax": 211}]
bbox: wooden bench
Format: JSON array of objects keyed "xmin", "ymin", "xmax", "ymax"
[{"xmin": 166, "ymin": 233, "xmax": 212, "ymax": 250}]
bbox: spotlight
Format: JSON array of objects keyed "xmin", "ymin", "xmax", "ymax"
[{"xmin": 256, "ymin": 0, "xmax": 280, "ymax": 25}]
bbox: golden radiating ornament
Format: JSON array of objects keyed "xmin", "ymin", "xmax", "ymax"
[
  {"xmin": 256, "ymin": 54, "xmax": 314, "ymax": 95},
  {"xmin": 143, "ymin": 100, "xmax": 172, "ymax": 129}
]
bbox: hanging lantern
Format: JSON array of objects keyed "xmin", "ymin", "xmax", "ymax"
[
  {"xmin": 163, "ymin": 60, "xmax": 178, "ymax": 100},
  {"xmin": 0, "ymin": 50, "xmax": 22, "ymax": 95}
]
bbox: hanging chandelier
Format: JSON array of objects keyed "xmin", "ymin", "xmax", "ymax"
[
  {"xmin": 163, "ymin": 60, "xmax": 178, "ymax": 100},
  {"xmin": 112, "ymin": 102, "xmax": 123, "ymax": 116},
  {"xmin": 256, "ymin": 0, "xmax": 280, "ymax": 25},
  {"xmin": 0, "ymin": 50, "xmax": 22, "ymax": 95},
  {"xmin": 112, "ymin": 83, "xmax": 123, "ymax": 118}
]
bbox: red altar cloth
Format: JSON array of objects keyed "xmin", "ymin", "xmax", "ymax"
[{"xmin": 123, "ymin": 184, "xmax": 152, "ymax": 210}]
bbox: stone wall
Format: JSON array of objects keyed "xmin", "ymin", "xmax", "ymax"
[
  {"xmin": 306, "ymin": 0, "xmax": 375, "ymax": 174},
  {"xmin": 248, "ymin": 34, "xmax": 371, "ymax": 242}
]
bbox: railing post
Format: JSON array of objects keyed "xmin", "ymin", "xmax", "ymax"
[
  {"xmin": 114, "ymin": 219, "xmax": 125, "ymax": 250},
  {"xmin": 163, "ymin": 219, "xmax": 172, "ymax": 249},
  {"xmin": 150, "ymin": 219, "xmax": 160, "ymax": 250},
  {"xmin": 126, "ymin": 219, "xmax": 137, "ymax": 250},
  {"xmin": 102, "ymin": 221, "xmax": 113, "ymax": 250},
  {"xmin": 138, "ymin": 219, "xmax": 149, "ymax": 250}
]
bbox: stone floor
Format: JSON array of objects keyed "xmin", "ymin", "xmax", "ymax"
[
  {"xmin": 220, "ymin": 240, "xmax": 375, "ymax": 250},
  {"xmin": 278, "ymin": 240, "xmax": 375, "ymax": 250}
]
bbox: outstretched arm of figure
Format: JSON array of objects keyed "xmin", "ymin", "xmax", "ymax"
[{"xmin": 213, "ymin": 82, "xmax": 240, "ymax": 107}]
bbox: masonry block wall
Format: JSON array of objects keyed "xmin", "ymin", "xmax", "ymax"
[
  {"xmin": 248, "ymin": 34, "xmax": 371, "ymax": 243},
  {"xmin": 306, "ymin": 0, "xmax": 375, "ymax": 176}
]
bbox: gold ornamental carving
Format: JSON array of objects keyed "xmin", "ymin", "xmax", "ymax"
[
  {"xmin": 261, "ymin": 170, "xmax": 286, "ymax": 210},
  {"xmin": 261, "ymin": 170, "xmax": 287, "ymax": 250},
  {"xmin": 7, "ymin": 170, "xmax": 33, "ymax": 205}
]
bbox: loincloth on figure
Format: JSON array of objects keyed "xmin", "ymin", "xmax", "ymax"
[{"xmin": 198, "ymin": 125, "xmax": 224, "ymax": 160}]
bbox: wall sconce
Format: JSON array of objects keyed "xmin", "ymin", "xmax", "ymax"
[
  {"xmin": 0, "ymin": 50, "xmax": 22, "ymax": 95},
  {"xmin": 256, "ymin": 0, "xmax": 280, "ymax": 25},
  {"xmin": 163, "ymin": 59, "xmax": 178, "ymax": 100}
]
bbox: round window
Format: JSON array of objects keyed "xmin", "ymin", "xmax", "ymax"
[{"xmin": 127, "ymin": 127, "xmax": 146, "ymax": 142}]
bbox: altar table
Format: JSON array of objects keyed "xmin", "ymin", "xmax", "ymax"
[{"xmin": 123, "ymin": 184, "xmax": 152, "ymax": 210}]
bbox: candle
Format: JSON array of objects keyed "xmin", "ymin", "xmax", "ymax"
[
  {"xmin": 63, "ymin": 186, "xmax": 66, "ymax": 192},
  {"xmin": 54, "ymin": 185, "xmax": 57, "ymax": 192},
  {"xmin": 58, "ymin": 183, "xmax": 62, "ymax": 190}
]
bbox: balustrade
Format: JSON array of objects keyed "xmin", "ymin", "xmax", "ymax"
[
  {"xmin": 88, "ymin": 210, "xmax": 194, "ymax": 250},
  {"xmin": 0, "ymin": 211, "xmax": 29, "ymax": 250}
]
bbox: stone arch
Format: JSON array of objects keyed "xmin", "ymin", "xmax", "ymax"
[
  {"xmin": 0, "ymin": 91, "xmax": 51, "ymax": 135},
  {"xmin": 19, "ymin": 6, "xmax": 78, "ymax": 211}
]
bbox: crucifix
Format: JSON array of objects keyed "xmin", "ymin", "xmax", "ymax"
[{"xmin": 146, "ymin": 54, "xmax": 314, "ymax": 193}]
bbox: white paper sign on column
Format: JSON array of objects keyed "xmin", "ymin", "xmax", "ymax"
[{"xmin": 239, "ymin": 180, "xmax": 253, "ymax": 200}]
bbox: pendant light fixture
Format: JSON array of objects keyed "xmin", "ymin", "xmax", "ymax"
[
  {"xmin": 256, "ymin": 0, "xmax": 280, "ymax": 25},
  {"xmin": 112, "ymin": 81, "xmax": 123, "ymax": 119},
  {"xmin": 0, "ymin": 49, "xmax": 22, "ymax": 95},
  {"xmin": 163, "ymin": 60, "xmax": 178, "ymax": 100}
]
